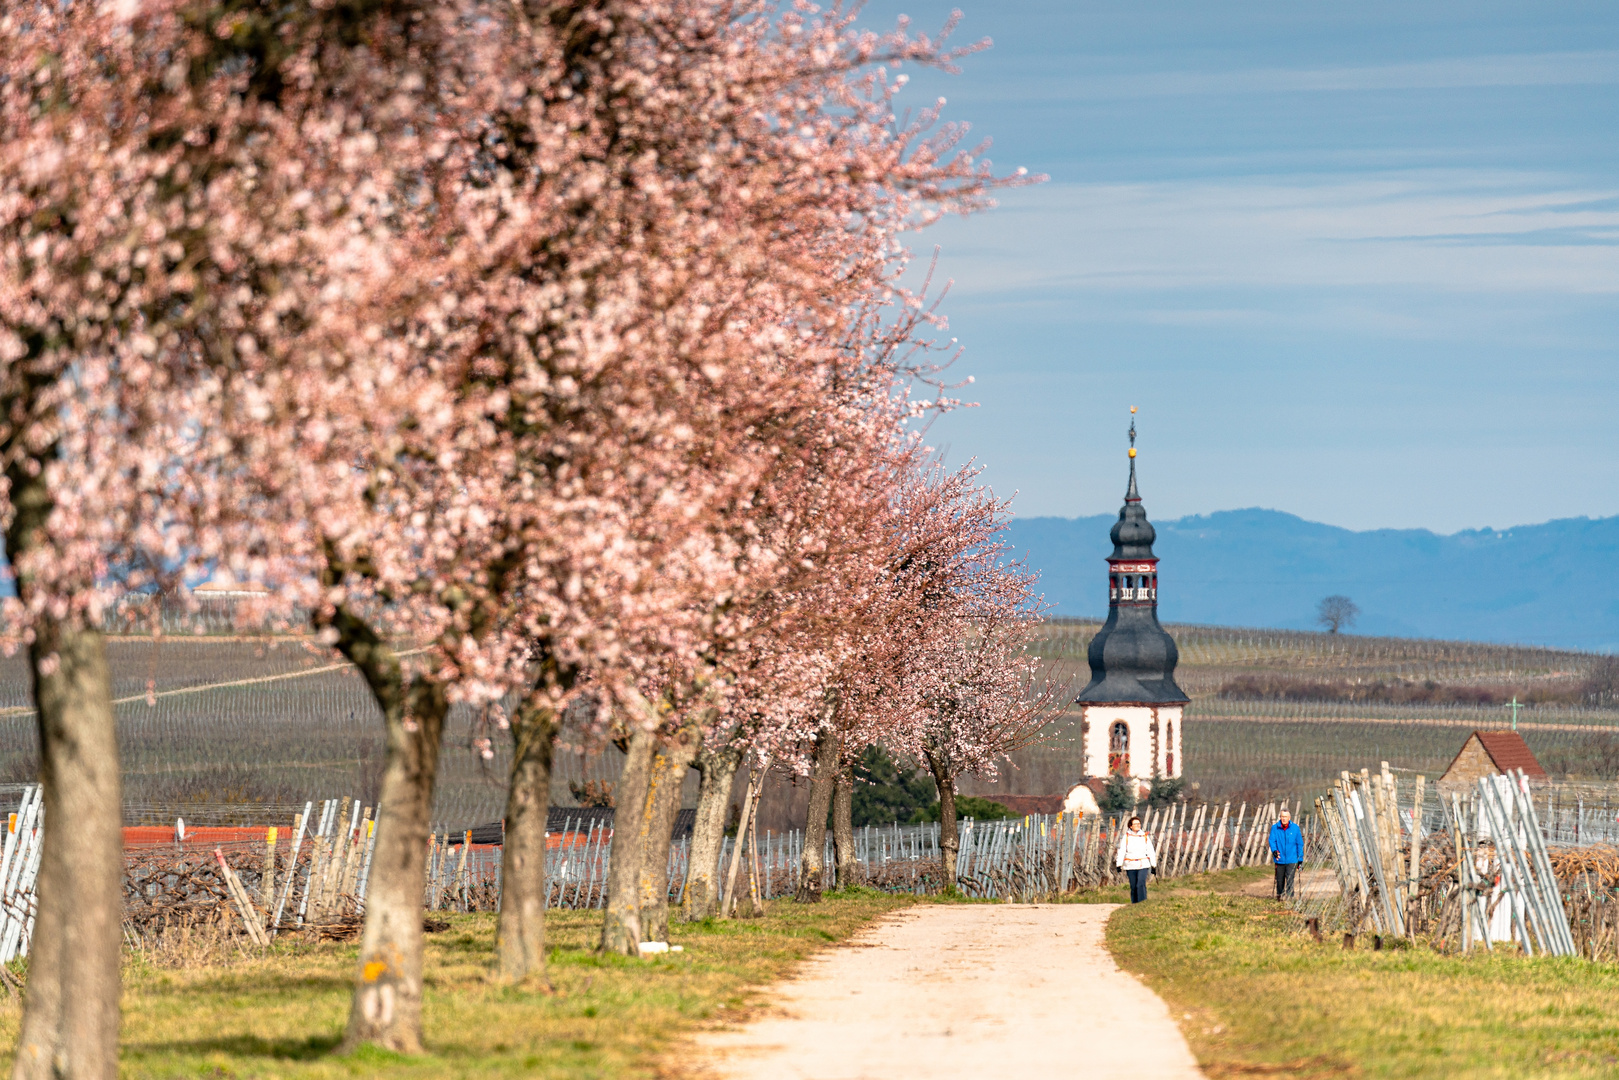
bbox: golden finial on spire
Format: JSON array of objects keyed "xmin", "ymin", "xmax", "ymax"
[{"xmin": 1128, "ymin": 407, "xmax": 1137, "ymax": 458}]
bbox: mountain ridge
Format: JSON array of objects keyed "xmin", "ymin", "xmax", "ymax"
[{"xmin": 1006, "ymin": 508, "xmax": 1619, "ymax": 652}]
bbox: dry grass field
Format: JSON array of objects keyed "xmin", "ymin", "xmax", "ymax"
[
  {"xmin": 1109, "ymin": 869, "xmax": 1619, "ymax": 1079},
  {"xmin": 0, "ymin": 892, "xmax": 913, "ymax": 1079}
]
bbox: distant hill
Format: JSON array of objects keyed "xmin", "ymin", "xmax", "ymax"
[{"xmin": 1006, "ymin": 509, "xmax": 1619, "ymax": 652}]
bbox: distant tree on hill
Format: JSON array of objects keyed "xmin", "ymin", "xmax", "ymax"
[{"xmin": 1316, "ymin": 595, "xmax": 1360, "ymax": 634}]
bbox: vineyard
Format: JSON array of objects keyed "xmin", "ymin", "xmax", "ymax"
[
  {"xmin": 0, "ymin": 637, "xmax": 609, "ymax": 831},
  {"xmin": 0, "ymin": 621, "xmax": 1613, "ymax": 828},
  {"xmin": 963, "ymin": 618, "xmax": 1619, "ymax": 804}
]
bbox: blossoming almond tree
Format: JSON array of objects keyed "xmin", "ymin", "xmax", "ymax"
[
  {"xmin": 901, "ymin": 470, "xmax": 1066, "ymax": 891},
  {"xmin": 7, "ymin": 0, "xmax": 1038, "ymax": 1065},
  {"xmin": 0, "ymin": 3, "xmax": 340, "ymax": 1070},
  {"xmin": 450, "ymin": 0, "xmax": 1032, "ymax": 964}
]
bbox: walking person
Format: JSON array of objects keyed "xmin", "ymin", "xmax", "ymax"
[
  {"xmin": 1269, "ymin": 806, "xmax": 1303, "ymax": 899},
  {"xmin": 1115, "ymin": 815, "xmax": 1158, "ymax": 904}
]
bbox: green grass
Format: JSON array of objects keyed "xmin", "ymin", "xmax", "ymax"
[
  {"xmin": 1108, "ymin": 870, "xmax": 1619, "ymax": 1078},
  {"xmin": 0, "ymin": 893, "xmax": 913, "ymax": 1079}
]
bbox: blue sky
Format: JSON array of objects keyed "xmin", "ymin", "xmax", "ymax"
[{"xmin": 866, "ymin": 1, "xmax": 1619, "ymax": 533}]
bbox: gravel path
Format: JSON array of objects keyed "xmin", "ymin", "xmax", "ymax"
[{"xmin": 690, "ymin": 904, "xmax": 1204, "ymax": 1080}]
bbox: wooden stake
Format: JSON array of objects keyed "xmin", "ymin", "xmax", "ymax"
[
  {"xmin": 1408, "ymin": 775, "xmax": 1426, "ymax": 938},
  {"xmin": 215, "ymin": 848, "xmax": 268, "ymax": 947},
  {"xmin": 721, "ymin": 767, "xmax": 762, "ymax": 918},
  {"xmin": 261, "ymin": 827, "xmax": 278, "ymax": 916}
]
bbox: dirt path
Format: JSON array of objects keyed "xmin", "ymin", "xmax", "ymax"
[{"xmin": 689, "ymin": 904, "xmax": 1203, "ymax": 1080}]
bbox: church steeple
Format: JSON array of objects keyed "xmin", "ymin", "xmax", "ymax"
[
  {"xmin": 1125, "ymin": 411, "xmax": 1140, "ymax": 503},
  {"xmin": 1076, "ymin": 409, "xmax": 1188, "ymax": 705}
]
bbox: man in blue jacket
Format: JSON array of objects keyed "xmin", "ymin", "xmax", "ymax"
[{"xmin": 1269, "ymin": 807, "xmax": 1303, "ymax": 899}]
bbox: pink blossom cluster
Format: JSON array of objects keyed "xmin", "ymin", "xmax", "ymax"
[{"xmin": 0, "ymin": 0, "xmax": 1048, "ymax": 770}]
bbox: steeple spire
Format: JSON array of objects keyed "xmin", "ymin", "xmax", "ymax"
[
  {"xmin": 1075, "ymin": 402, "xmax": 1187, "ymax": 707},
  {"xmin": 1125, "ymin": 406, "xmax": 1140, "ymax": 503}
]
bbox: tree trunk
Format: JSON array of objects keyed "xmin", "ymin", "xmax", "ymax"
[
  {"xmin": 682, "ymin": 740, "xmax": 742, "ymax": 921},
  {"xmin": 638, "ymin": 714, "xmax": 701, "ymax": 942},
  {"xmin": 832, "ymin": 769, "xmax": 856, "ymax": 890},
  {"xmin": 494, "ymin": 696, "xmax": 557, "ymax": 983},
  {"xmin": 794, "ymin": 727, "xmax": 839, "ymax": 903},
  {"xmin": 600, "ymin": 720, "xmax": 655, "ymax": 955},
  {"xmin": 925, "ymin": 751, "xmax": 959, "ymax": 893},
  {"xmin": 328, "ymin": 609, "xmax": 448, "ymax": 1055},
  {"xmin": 10, "ymin": 621, "xmax": 122, "ymax": 1080}
]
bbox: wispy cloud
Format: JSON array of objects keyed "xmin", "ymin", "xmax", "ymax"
[
  {"xmin": 950, "ymin": 50, "xmax": 1619, "ymax": 104},
  {"xmin": 923, "ymin": 172, "xmax": 1619, "ymax": 303}
]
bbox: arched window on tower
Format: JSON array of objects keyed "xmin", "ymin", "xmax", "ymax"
[
  {"xmin": 1165, "ymin": 720, "xmax": 1175, "ymax": 775},
  {"xmin": 1109, "ymin": 721, "xmax": 1130, "ymax": 776}
]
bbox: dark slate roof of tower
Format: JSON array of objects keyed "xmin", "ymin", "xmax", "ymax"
[
  {"xmin": 1076, "ymin": 425, "xmax": 1189, "ymax": 706},
  {"xmin": 1110, "ymin": 453, "xmax": 1156, "ymax": 560}
]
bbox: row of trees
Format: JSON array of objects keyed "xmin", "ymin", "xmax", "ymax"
[{"xmin": 0, "ymin": 0, "xmax": 1056, "ymax": 1072}]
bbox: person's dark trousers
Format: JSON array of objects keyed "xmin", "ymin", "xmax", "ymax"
[
  {"xmin": 1274, "ymin": 862, "xmax": 1298, "ymax": 899},
  {"xmin": 1127, "ymin": 867, "xmax": 1150, "ymax": 904}
]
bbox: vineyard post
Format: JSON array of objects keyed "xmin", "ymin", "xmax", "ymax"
[
  {"xmin": 215, "ymin": 848, "xmax": 268, "ymax": 947},
  {"xmin": 1178, "ymin": 803, "xmax": 1191, "ymax": 880},
  {"xmin": 461, "ymin": 831, "xmax": 473, "ymax": 910},
  {"xmin": 1240, "ymin": 804, "xmax": 1263, "ymax": 867},
  {"xmin": 746, "ymin": 816, "xmax": 764, "ymax": 916},
  {"xmin": 358, "ymin": 818, "xmax": 377, "ymax": 901},
  {"xmin": 423, "ymin": 834, "xmax": 438, "ymax": 912},
  {"xmin": 270, "ymin": 805, "xmax": 311, "ymax": 936},
  {"xmin": 320, "ymin": 798, "xmax": 353, "ymax": 921},
  {"xmin": 1160, "ymin": 805, "xmax": 1176, "ymax": 876},
  {"xmin": 1315, "ymin": 797, "xmax": 1349, "ymax": 903},
  {"xmin": 261, "ymin": 828, "xmax": 278, "ymax": 916},
  {"xmin": 1357, "ymin": 778, "xmax": 1403, "ymax": 935},
  {"xmin": 1248, "ymin": 804, "xmax": 1268, "ymax": 867},
  {"xmin": 342, "ymin": 808, "xmax": 372, "ymax": 900},
  {"xmin": 297, "ymin": 804, "xmax": 330, "ymax": 928},
  {"xmin": 1334, "ymin": 784, "xmax": 1380, "ymax": 933},
  {"xmin": 1476, "ymin": 778, "xmax": 1540, "ymax": 952},
  {"xmin": 1225, "ymin": 804, "xmax": 1247, "ymax": 870},
  {"xmin": 1407, "ymin": 775, "xmax": 1426, "ymax": 938},
  {"xmin": 336, "ymin": 800, "xmax": 362, "ymax": 908},
  {"xmin": 1194, "ymin": 804, "xmax": 1213, "ymax": 873},
  {"xmin": 1187, "ymin": 804, "xmax": 1207, "ymax": 874},
  {"xmin": 1206, "ymin": 802, "xmax": 1230, "ymax": 872},
  {"xmin": 1377, "ymin": 767, "xmax": 1401, "ymax": 906},
  {"xmin": 1175, "ymin": 804, "xmax": 1202, "ymax": 877},
  {"xmin": 1445, "ymin": 791, "xmax": 1480, "ymax": 952}
]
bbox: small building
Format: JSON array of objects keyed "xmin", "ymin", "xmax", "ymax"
[
  {"xmin": 1073, "ymin": 414, "xmax": 1189, "ymax": 791},
  {"xmin": 1438, "ymin": 730, "xmax": 1547, "ymax": 793}
]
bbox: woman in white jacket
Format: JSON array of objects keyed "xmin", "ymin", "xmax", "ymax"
[{"xmin": 1115, "ymin": 815, "xmax": 1158, "ymax": 904}]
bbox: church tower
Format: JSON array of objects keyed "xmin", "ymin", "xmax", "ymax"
[{"xmin": 1076, "ymin": 409, "xmax": 1189, "ymax": 786}]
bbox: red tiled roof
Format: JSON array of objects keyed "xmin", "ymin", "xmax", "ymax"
[
  {"xmin": 1473, "ymin": 730, "xmax": 1547, "ymax": 778},
  {"xmin": 981, "ymin": 795, "xmax": 1064, "ymax": 816}
]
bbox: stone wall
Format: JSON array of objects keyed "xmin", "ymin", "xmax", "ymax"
[{"xmin": 1438, "ymin": 735, "xmax": 1497, "ymax": 793}]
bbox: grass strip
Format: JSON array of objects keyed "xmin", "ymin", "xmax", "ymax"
[
  {"xmin": 1108, "ymin": 869, "xmax": 1619, "ymax": 1079},
  {"xmin": 1, "ymin": 889, "xmax": 913, "ymax": 1079}
]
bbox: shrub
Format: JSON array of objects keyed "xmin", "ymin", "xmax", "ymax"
[
  {"xmin": 1098, "ymin": 773, "xmax": 1135, "ymax": 814},
  {"xmin": 849, "ymin": 745, "xmax": 938, "ymax": 826}
]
